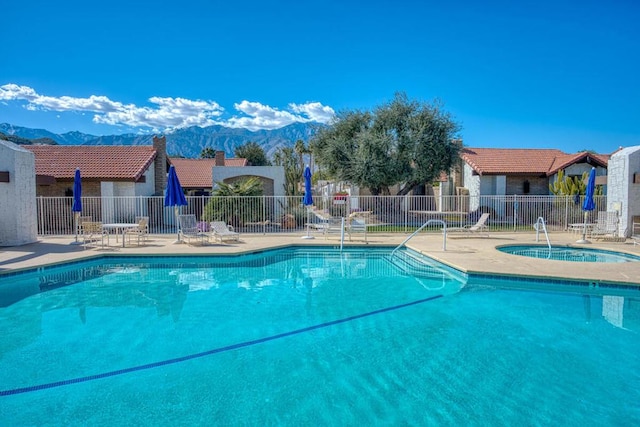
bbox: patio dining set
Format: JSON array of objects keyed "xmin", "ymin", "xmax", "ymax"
[{"xmin": 78, "ymin": 216, "xmax": 150, "ymax": 249}]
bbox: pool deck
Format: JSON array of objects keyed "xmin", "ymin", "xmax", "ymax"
[{"xmin": 1, "ymin": 231, "xmax": 639, "ymax": 285}]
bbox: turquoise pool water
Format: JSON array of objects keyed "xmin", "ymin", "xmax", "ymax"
[
  {"xmin": 1, "ymin": 248, "xmax": 639, "ymax": 425},
  {"xmin": 498, "ymin": 245, "xmax": 640, "ymax": 262}
]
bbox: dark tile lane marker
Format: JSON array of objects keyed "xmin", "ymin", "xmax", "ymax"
[{"xmin": 1, "ymin": 294, "xmax": 443, "ymax": 397}]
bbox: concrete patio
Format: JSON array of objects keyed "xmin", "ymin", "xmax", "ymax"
[{"xmin": 1, "ymin": 230, "xmax": 639, "ymax": 286}]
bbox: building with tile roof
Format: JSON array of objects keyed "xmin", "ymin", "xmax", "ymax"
[
  {"xmin": 24, "ymin": 136, "xmax": 169, "ymax": 198},
  {"xmin": 446, "ymin": 147, "xmax": 610, "ymax": 214},
  {"xmin": 169, "ymin": 154, "xmax": 247, "ymax": 194}
]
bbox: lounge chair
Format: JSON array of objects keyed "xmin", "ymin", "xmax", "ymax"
[
  {"xmin": 323, "ymin": 217, "xmax": 345, "ymax": 239},
  {"xmin": 209, "ymin": 221, "xmax": 240, "ymax": 243},
  {"xmin": 346, "ymin": 216, "xmax": 367, "ymax": 242},
  {"xmin": 631, "ymin": 220, "xmax": 639, "ymax": 246},
  {"xmin": 178, "ymin": 214, "xmax": 207, "ymax": 245},
  {"xmin": 446, "ymin": 213, "xmax": 490, "ymax": 236},
  {"xmin": 590, "ymin": 211, "xmax": 619, "ymax": 240}
]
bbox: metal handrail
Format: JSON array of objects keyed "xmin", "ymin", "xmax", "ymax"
[
  {"xmin": 534, "ymin": 216, "xmax": 551, "ymax": 250},
  {"xmin": 391, "ymin": 219, "xmax": 447, "ymax": 258}
]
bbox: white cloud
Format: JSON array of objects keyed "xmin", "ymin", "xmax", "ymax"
[
  {"xmin": 227, "ymin": 100, "xmax": 335, "ymax": 131},
  {"xmin": 289, "ymin": 102, "xmax": 335, "ymax": 123},
  {"xmin": 94, "ymin": 97, "xmax": 224, "ymax": 130},
  {"xmin": 0, "ymin": 83, "xmax": 335, "ymax": 131},
  {"xmin": 0, "ymin": 84, "xmax": 123, "ymax": 112}
]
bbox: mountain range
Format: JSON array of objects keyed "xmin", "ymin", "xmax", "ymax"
[{"xmin": 0, "ymin": 122, "xmax": 322, "ymax": 159}]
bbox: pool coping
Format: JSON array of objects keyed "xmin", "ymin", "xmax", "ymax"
[{"xmin": 1, "ymin": 232, "xmax": 639, "ymax": 286}]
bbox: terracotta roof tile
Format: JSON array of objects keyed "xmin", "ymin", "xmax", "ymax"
[
  {"xmin": 169, "ymin": 157, "xmax": 248, "ymax": 189},
  {"xmin": 461, "ymin": 148, "xmax": 608, "ymax": 176},
  {"xmin": 547, "ymin": 152, "xmax": 609, "ymax": 173},
  {"xmin": 24, "ymin": 145, "xmax": 157, "ymax": 181}
]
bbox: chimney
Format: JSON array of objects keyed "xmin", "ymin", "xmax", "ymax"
[
  {"xmin": 215, "ymin": 151, "xmax": 225, "ymax": 167},
  {"xmin": 153, "ymin": 135, "xmax": 167, "ymax": 195}
]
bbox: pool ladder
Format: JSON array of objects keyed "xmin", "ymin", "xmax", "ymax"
[{"xmin": 534, "ymin": 217, "xmax": 551, "ymax": 250}]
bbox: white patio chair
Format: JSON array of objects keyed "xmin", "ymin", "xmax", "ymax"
[
  {"xmin": 209, "ymin": 221, "xmax": 240, "ymax": 243},
  {"xmin": 82, "ymin": 221, "xmax": 109, "ymax": 249},
  {"xmin": 125, "ymin": 216, "xmax": 149, "ymax": 246}
]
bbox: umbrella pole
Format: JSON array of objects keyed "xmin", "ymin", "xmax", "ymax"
[
  {"xmin": 301, "ymin": 207, "xmax": 314, "ymax": 239},
  {"xmin": 174, "ymin": 206, "xmax": 184, "ymax": 244},
  {"xmin": 70, "ymin": 212, "xmax": 83, "ymax": 245},
  {"xmin": 576, "ymin": 211, "xmax": 591, "ymax": 244}
]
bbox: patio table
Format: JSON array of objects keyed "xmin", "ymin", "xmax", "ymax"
[
  {"xmin": 568, "ymin": 223, "xmax": 596, "ymax": 235},
  {"xmin": 102, "ymin": 223, "xmax": 139, "ymax": 247}
]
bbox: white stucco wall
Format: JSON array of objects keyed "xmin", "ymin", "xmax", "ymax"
[
  {"xmin": 100, "ymin": 180, "xmax": 152, "ymax": 223},
  {"xmin": 0, "ymin": 140, "xmax": 37, "ymax": 246},
  {"xmin": 213, "ymin": 166, "xmax": 286, "ymax": 196},
  {"xmin": 463, "ymin": 164, "xmax": 481, "ymax": 211},
  {"xmin": 135, "ymin": 167, "xmax": 155, "ymax": 196},
  {"xmin": 607, "ymin": 146, "xmax": 640, "ymax": 237},
  {"xmin": 213, "ymin": 166, "xmax": 287, "ymax": 218}
]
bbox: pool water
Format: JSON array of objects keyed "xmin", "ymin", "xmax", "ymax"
[
  {"xmin": 1, "ymin": 248, "xmax": 639, "ymax": 425},
  {"xmin": 498, "ymin": 245, "xmax": 640, "ymax": 262}
]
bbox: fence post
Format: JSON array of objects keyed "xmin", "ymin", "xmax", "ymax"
[
  {"xmin": 38, "ymin": 196, "xmax": 44, "ymax": 235},
  {"xmin": 513, "ymin": 194, "xmax": 518, "ymax": 232},
  {"xmin": 564, "ymin": 195, "xmax": 569, "ymax": 231},
  {"xmin": 405, "ymin": 196, "xmax": 409, "ymax": 233}
]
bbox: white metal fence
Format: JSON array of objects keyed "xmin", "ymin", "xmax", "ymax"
[{"xmin": 36, "ymin": 194, "xmax": 608, "ymax": 236}]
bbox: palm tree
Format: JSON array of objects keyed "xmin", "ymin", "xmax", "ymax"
[
  {"xmin": 273, "ymin": 146, "xmax": 302, "ymax": 196},
  {"xmin": 202, "ymin": 177, "xmax": 264, "ymax": 226}
]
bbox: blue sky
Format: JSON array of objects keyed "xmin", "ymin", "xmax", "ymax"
[{"xmin": 1, "ymin": 0, "xmax": 638, "ymax": 154}]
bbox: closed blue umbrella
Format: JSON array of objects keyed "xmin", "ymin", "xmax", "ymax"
[
  {"xmin": 302, "ymin": 166, "xmax": 314, "ymax": 239},
  {"xmin": 71, "ymin": 168, "xmax": 82, "ymax": 244},
  {"xmin": 164, "ymin": 165, "xmax": 188, "ymax": 242},
  {"xmin": 577, "ymin": 167, "xmax": 597, "ymax": 244},
  {"xmin": 303, "ymin": 166, "xmax": 313, "ymax": 206}
]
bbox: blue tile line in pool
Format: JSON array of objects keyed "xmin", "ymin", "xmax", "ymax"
[{"xmin": 0, "ymin": 294, "xmax": 443, "ymax": 397}]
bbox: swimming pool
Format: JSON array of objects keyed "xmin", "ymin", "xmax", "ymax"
[
  {"xmin": 1, "ymin": 247, "xmax": 639, "ymax": 425},
  {"xmin": 498, "ymin": 245, "xmax": 640, "ymax": 262}
]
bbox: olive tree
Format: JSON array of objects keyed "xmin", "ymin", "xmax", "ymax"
[
  {"xmin": 311, "ymin": 92, "xmax": 462, "ymax": 195},
  {"xmin": 234, "ymin": 142, "xmax": 270, "ymax": 166}
]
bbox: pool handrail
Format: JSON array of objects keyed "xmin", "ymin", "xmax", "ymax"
[
  {"xmin": 391, "ymin": 219, "xmax": 447, "ymax": 258},
  {"xmin": 534, "ymin": 217, "xmax": 551, "ymax": 250}
]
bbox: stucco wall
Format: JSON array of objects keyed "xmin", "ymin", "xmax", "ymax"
[
  {"xmin": 213, "ymin": 166, "xmax": 286, "ymax": 197},
  {"xmin": 462, "ymin": 164, "xmax": 480, "ymax": 211},
  {"xmin": 135, "ymin": 167, "xmax": 155, "ymax": 196},
  {"xmin": 607, "ymin": 146, "xmax": 640, "ymax": 237},
  {"xmin": 0, "ymin": 140, "xmax": 37, "ymax": 246}
]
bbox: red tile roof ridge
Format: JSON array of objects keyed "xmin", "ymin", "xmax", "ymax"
[
  {"xmin": 461, "ymin": 147, "xmax": 608, "ymax": 176},
  {"xmin": 168, "ymin": 156, "xmax": 248, "ymax": 188},
  {"xmin": 24, "ymin": 145, "xmax": 157, "ymax": 180}
]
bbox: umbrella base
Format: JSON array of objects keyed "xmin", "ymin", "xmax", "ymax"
[
  {"xmin": 575, "ymin": 239, "xmax": 592, "ymax": 244},
  {"xmin": 173, "ymin": 240, "xmax": 185, "ymax": 244},
  {"xmin": 301, "ymin": 235, "xmax": 315, "ymax": 240}
]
